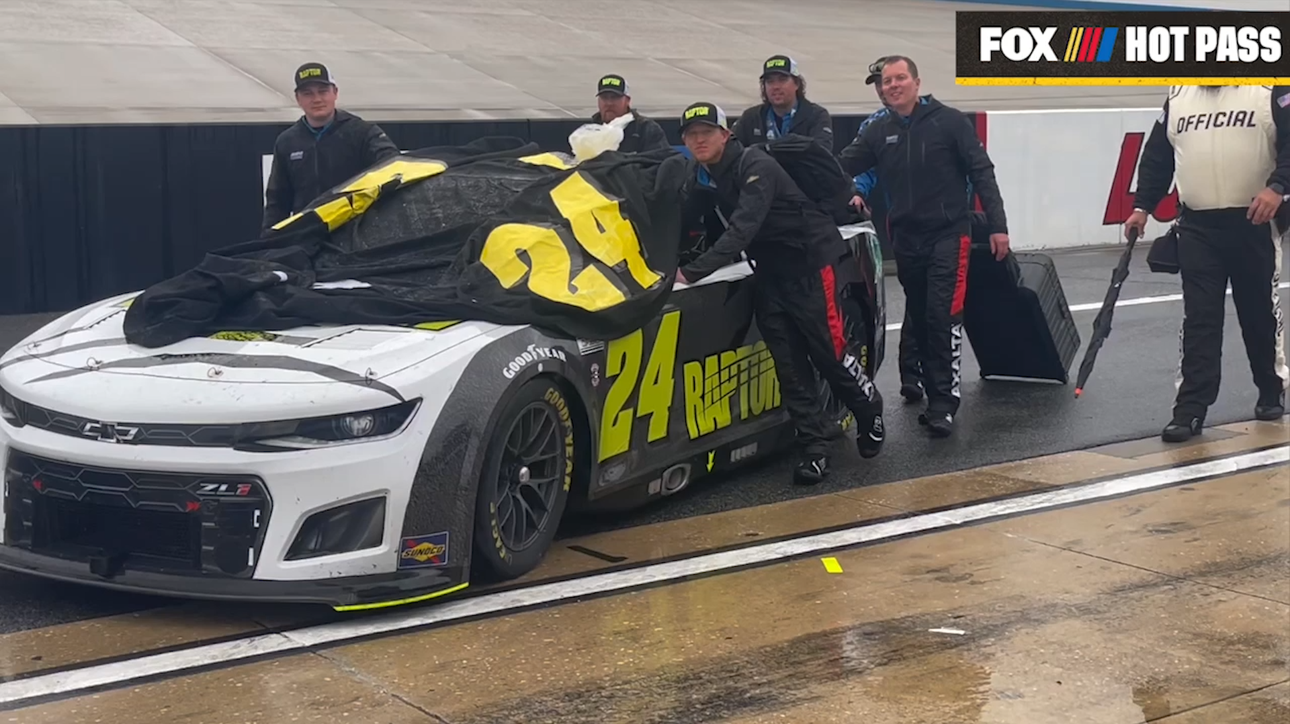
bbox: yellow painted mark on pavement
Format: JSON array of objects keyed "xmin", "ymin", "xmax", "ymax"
[{"xmin": 822, "ymin": 557, "xmax": 843, "ymax": 574}]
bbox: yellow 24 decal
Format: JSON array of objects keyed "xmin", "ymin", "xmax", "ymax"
[
  {"xmin": 599, "ymin": 309, "xmax": 682, "ymax": 462},
  {"xmin": 479, "ymin": 172, "xmax": 662, "ymax": 312}
]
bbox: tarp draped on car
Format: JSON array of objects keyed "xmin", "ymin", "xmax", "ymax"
[{"xmin": 122, "ymin": 137, "xmax": 690, "ymax": 348}]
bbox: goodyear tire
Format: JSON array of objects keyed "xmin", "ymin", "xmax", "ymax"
[{"xmin": 472, "ymin": 377, "xmax": 575, "ymax": 582}]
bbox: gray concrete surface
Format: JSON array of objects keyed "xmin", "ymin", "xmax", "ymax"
[
  {"xmin": 0, "ymin": 0, "xmax": 1170, "ymax": 126},
  {"xmin": 1, "ymin": 243, "xmax": 1285, "ymax": 631}
]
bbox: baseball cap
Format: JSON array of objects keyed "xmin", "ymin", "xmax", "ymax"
[
  {"xmin": 865, "ymin": 56, "xmax": 889, "ymax": 85},
  {"xmin": 295, "ymin": 62, "xmax": 337, "ymax": 90},
  {"xmin": 760, "ymin": 55, "xmax": 801, "ymax": 79},
  {"xmin": 596, "ymin": 74, "xmax": 630, "ymax": 97},
  {"xmin": 679, "ymin": 102, "xmax": 729, "ymax": 133}
]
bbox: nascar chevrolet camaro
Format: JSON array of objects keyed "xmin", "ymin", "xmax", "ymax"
[{"xmin": 0, "ymin": 176, "xmax": 886, "ymax": 613}]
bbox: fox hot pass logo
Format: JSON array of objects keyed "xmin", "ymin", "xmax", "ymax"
[{"xmin": 956, "ymin": 11, "xmax": 1290, "ymax": 85}]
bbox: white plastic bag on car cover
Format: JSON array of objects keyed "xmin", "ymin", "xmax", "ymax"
[{"xmin": 568, "ymin": 113, "xmax": 635, "ymax": 163}]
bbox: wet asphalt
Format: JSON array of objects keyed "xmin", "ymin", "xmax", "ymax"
[{"xmin": 0, "ymin": 242, "xmax": 1286, "ymax": 633}]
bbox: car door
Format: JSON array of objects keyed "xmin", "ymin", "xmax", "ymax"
[{"xmin": 583, "ymin": 255, "xmax": 791, "ymax": 500}]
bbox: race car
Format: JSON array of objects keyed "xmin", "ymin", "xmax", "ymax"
[{"xmin": 0, "ymin": 146, "xmax": 886, "ymax": 612}]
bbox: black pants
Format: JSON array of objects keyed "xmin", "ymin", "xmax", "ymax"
[
  {"xmin": 898, "ymin": 306, "xmax": 923, "ymax": 388},
  {"xmin": 1174, "ymin": 210, "xmax": 1287, "ymax": 419},
  {"xmin": 893, "ymin": 230, "xmax": 971, "ymax": 416},
  {"xmin": 756, "ymin": 262, "xmax": 883, "ymax": 456}
]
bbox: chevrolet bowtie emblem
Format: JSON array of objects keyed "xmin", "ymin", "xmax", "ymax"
[{"xmin": 81, "ymin": 421, "xmax": 140, "ymax": 443}]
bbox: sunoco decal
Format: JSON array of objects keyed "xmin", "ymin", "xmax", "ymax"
[
  {"xmin": 502, "ymin": 344, "xmax": 568, "ymax": 379},
  {"xmin": 399, "ymin": 532, "xmax": 449, "ymax": 569}
]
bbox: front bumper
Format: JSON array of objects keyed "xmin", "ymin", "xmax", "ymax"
[
  {"xmin": 0, "ymin": 544, "xmax": 467, "ymax": 611},
  {"xmin": 0, "ymin": 406, "xmax": 469, "ymax": 612}
]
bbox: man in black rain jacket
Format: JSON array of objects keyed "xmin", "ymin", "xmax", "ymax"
[
  {"xmin": 674, "ymin": 102, "xmax": 886, "ymax": 486},
  {"xmin": 838, "ymin": 55, "xmax": 1010, "ymax": 438},
  {"xmin": 732, "ymin": 55, "xmax": 835, "ymax": 152},
  {"xmin": 590, "ymin": 73, "xmax": 672, "ymax": 154},
  {"xmin": 262, "ymin": 62, "xmax": 401, "ymax": 233}
]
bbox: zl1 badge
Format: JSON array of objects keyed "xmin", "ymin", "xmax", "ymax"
[{"xmin": 399, "ymin": 532, "xmax": 449, "ymax": 569}]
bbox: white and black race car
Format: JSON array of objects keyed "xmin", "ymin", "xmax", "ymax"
[{"xmin": 0, "ymin": 150, "xmax": 886, "ymax": 612}]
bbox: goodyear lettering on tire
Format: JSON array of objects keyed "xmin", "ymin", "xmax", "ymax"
[
  {"xmin": 490, "ymin": 499, "xmax": 510, "ymax": 562},
  {"xmin": 544, "ymin": 387, "xmax": 575, "ymax": 492}
]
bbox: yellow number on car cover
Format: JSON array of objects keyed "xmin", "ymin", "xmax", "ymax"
[
  {"xmin": 479, "ymin": 172, "xmax": 662, "ymax": 312},
  {"xmin": 273, "ymin": 157, "xmax": 449, "ymax": 232}
]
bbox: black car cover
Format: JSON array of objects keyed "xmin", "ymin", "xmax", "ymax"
[{"xmin": 122, "ymin": 137, "xmax": 690, "ymax": 348}]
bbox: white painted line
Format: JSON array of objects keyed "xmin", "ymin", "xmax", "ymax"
[
  {"xmin": 0, "ymin": 444, "xmax": 1285, "ymax": 709},
  {"xmin": 884, "ymin": 281, "xmax": 1290, "ymax": 331}
]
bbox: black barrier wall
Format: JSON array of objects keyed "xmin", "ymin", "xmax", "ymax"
[{"xmin": 0, "ymin": 113, "xmax": 980, "ymax": 316}]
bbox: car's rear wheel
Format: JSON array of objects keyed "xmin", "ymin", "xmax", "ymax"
[{"xmin": 472, "ymin": 377, "xmax": 575, "ymax": 582}]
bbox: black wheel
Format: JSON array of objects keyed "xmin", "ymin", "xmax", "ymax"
[{"xmin": 472, "ymin": 378, "xmax": 575, "ymax": 582}]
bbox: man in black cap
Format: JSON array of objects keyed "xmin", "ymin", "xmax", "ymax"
[
  {"xmin": 262, "ymin": 62, "xmax": 401, "ymax": 232},
  {"xmin": 732, "ymin": 55, "xmax": 835, "ymax": 152},
  {"xmin": 852, "ymin": 55, "xmax": 928, "ymax": 405},
  {"xmin": 838, "ymin": 55, "xmax": 1010, "ymax": 439},
  {"xmin": 590, "ymin": 74, "xmax": 671, "ymax": 154},
  {"xmin": 674, "ymin": 101, "xmax": 886, "ymax": 485}
]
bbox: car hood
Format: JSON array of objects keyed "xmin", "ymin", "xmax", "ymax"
[{"xmin": 0, "ymin": 293, "xmax": 501, "ymax": 422}]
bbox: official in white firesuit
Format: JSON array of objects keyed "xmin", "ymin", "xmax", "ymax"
[{"xmin": 1127, "ymin": 85, "xmax": 1289, "ymax": 442}]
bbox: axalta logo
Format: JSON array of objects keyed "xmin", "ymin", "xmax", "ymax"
[{"xmin": 1103, "ymin": 131, "xmax": 1178, "ymax": 226}]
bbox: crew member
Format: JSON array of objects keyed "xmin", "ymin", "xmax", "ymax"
[
  {"xmin": 262, "ymin": 62, "xmax": 401, "ymax": 232},
  {"xmin": 732, "ymin": 55, "xmax": 834, "ymax": 152},
  {"xmin": 837, "ymin": 56, "xmax": 1010, "ymax": 438},
  {"xmin": 590, "ymin": 74, "xmax": 671, "ymax": 153},
  {"xmin": 673, "ymin": 102, "xmax": 885, "ymax": 485},
  {"xmin": 1127, "ymin": 84, "xmax": 1289, "ymax": 442},
  {"xmin": 851, "ymin": 55, "xmax": 926, "ymax": 405}
]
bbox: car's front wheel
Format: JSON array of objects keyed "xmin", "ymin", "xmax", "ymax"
[{"xmin": 472, "ymin": 377, "xmax": 575, "ymax": 582}]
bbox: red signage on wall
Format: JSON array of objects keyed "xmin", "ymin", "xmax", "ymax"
[{"xmin": 1103, "ymin": 132, "xmax": 1178, "ymax": 225}]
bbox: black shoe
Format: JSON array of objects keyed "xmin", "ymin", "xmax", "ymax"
[
  {"xmin": 1161, "ymin": 415, "xmax": 1203, "ymax": 443},
  {"xmin": 927, "ymin": 411, "xmax": 954, "ymax": 438},
  {"xmin": 857, "ymin": 411, "xmax": 885, "ymax": 459},
  {"xmin": 1255, "ymin": 390, "xmax": 1285, "ymax": 421},
  {"xmin": 793, "ymin": 455, "xmax": 830, "ymax": 485},
  {"xmin": 900, "ymin": 382, "xmax": 924, "ymax": 404}
]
